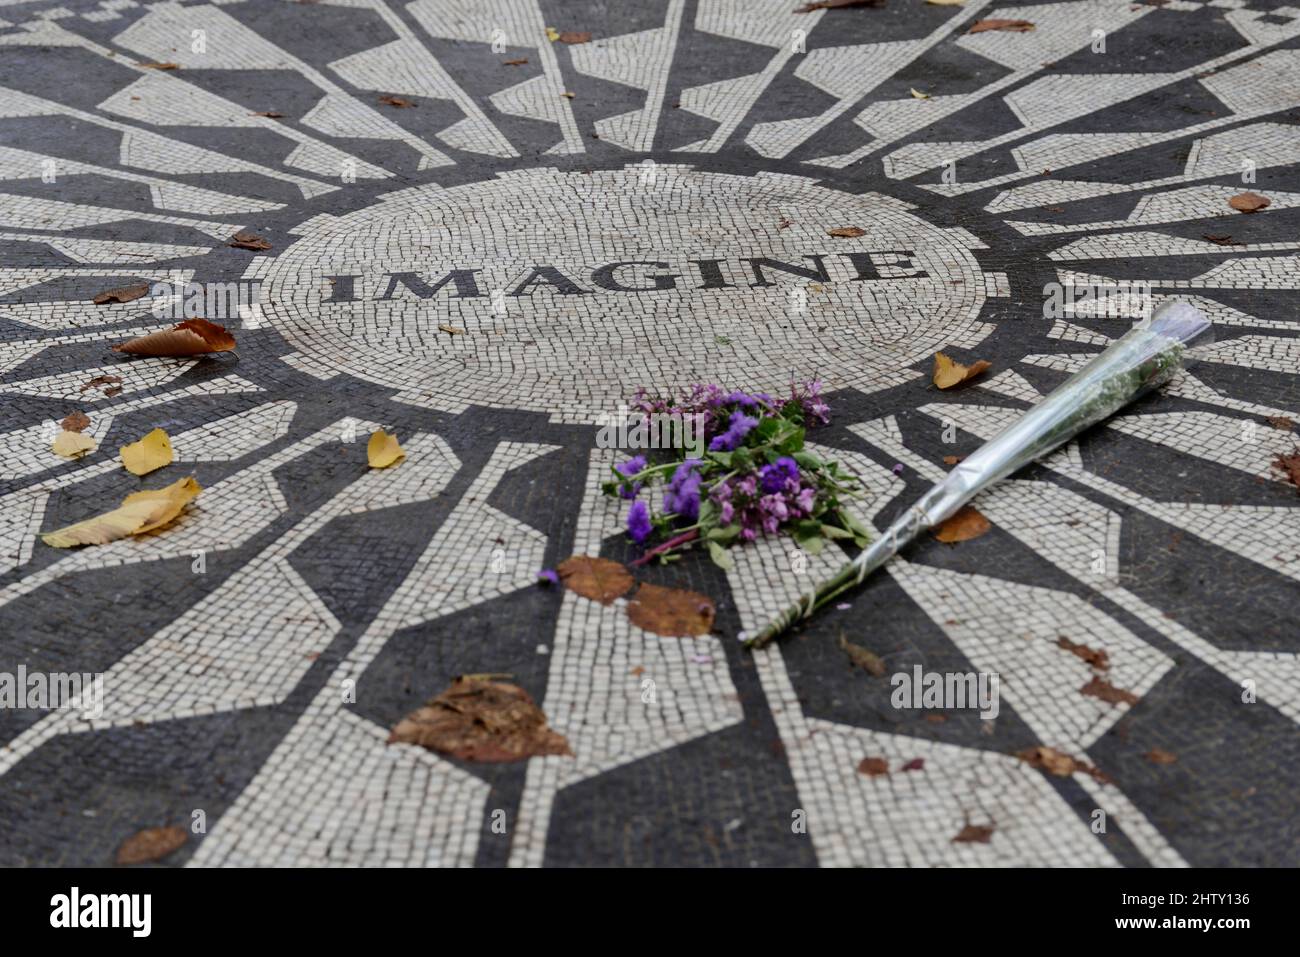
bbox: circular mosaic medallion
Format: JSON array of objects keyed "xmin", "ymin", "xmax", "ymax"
[{"xmin": 258, "ymin": 167, "xmax": 988, "ymax": 419}]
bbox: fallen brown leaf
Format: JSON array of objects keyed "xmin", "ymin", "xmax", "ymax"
[
  {"xmin": 438, "ymin": 324, "xmax": 465, "ymax": 335},
  {"xmin": 1145, "ymin": 748, "xmax": 1178, "ymax": 765},
  {"xmin": 116, "ymin": 825, "xmax": 187, "ymax": 864},
  {"xmin": 932, "ymin": 351, "xmax": 991, "ymax": 389},
  {"xmin": 942, "ymin": 454, "xmax": 965, "ymax": 465},
  {"xmin": 503, "ymin": 58, "xmax": 528, "ymax": 65},
  {"xmin": 1265, "ymin": 415, "xmax": 1293, "ymax": 431},
  {"xmin": 796, "ymin": 0, "xmax": 886, "ymax": 11},
  {"xmin": 92, "ymin": 283, "xmax": 150, "ymax": 305},
  {"xmin": 80, "ymin": 374, "xmax": 122, "ymax": 395},
  {"xmin": 1081, "ymin": 675, "xmax": 1139, "ymax": 706},
  {"xmin": 902, "ymin": 757, "xmax": 925, "ymax": 771},
  {"xmin": 1272, "ymin": 450, "xmax": 1300, "ymax": 491},
  {"xmin": 379, "ymin": 94, "xmax": 416, "ymax": 108},
  {"xmin": 61, "ymin": 411, "xmax": 90, "ymax": 433},
  {"xmin": 953, "ymin": 823, "xmax": 994, "ymax": 843},
  {"xmin": 137, "ymin": 61, "xmax": 180, "ymax": 70},
  {"xmin": 228, "ymin": 230, "xmax": 272, "ymax": 251},
  {"xmin": 558, "ymin": 31, "xmax": 591, "ymax": 43},
  {"xmin": 1057, "ymin": 636, "xmax": 1110, "ymax": 670},
  {"xmin": 114, "ymin": 318, "xmax": 236, "ymax": 357},
  {"xmin": 626, "ymin": 582, "xmax": 716, "ymax": 637},
  {"xmin": 932, "ymin": 505, "xmax": 991, "ymax": 543},
  {"xmin": 969, "ymin": 18, "xmax": 1035, "ymax": 32},
  {"xmin": 1017, "ymin": 745, "xmax": 1110, "ymax": 783},
  {"xmin": 838, "ymin": 633, "xmax": 886, "ymax": 676},
  {"xmin": 857, "ymin": 756, "xmax": 889, "ymax": 776},
  {"xmin": 828, "ymin": 226, "xmax": 866, "ymax": 238},
  {"xmin": 1228, "ymin": 191, "xmax": 1270, "ymax": 213},
  {"xmin": 251, "ymin": 110, "xmax": 284, "ymax": 118},
  {"xmin": 388, "ymin": 677, "xmax": 571, "ymax": 762},
  {"xmin": 557, "ymin": 555, "xmax": 633, "ymax": 604},
  {"xmin": 1203, "ymin": 233, "xmax": 1242, "ymax": 246}
]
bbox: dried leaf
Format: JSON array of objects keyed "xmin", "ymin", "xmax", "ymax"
[
  {"xmin": 52, "ymin": 430, "xmax": 95, "ymax": 459},
  {"xmin": 557, "ymin": 555, "xmax": 634, "ymax": 604},
  {"xmin": 1228, "ymin": 191, "xmax": 1270, "ymax": 213},
  {"xmin": 796, "ymin": 0, "xmax": 886, "ymax": 11},
  {"xmin": 92, "ymin": 283, "xmax": 149, "ymax": 305},
  {"xmin": 932, "ymin": 506, "xmax": 991, "ymax": 543},
  {"xmin": 251, "ymin": 110, "xmax": 284, "ymax": 118},
  {"xmin": 80, "ymin": 374, "xmax": 122, "ymax": 395},
  {"xmin": 1016, "ymin": 745, "xmax": 1109, "ymax": 782},
  {"xmin": 969, "ymin": 18, "xmax": 1035, "ymax": 32},
  {"xmin": 379, "ymin": 94, "xmax": 416, "ymax": 108},
  {"xmin": 560, "ymin": 91, "xmax": 575, "ymax": 99},
  {"xmin": 388, "ymin": 677, "xmax": 571, "ymax": 762},
  {"xmin": 228, "ymin": 230, "xmax": 272, "ymax": 251},
  {"xmin": 857, "ymin": 756, "xmax": 889, "ymax": 776},
  {"xmin": 953, "ymin": 823, "xmax": 994, "ymax": 843},
  {"xmin": 1272, "ymin": 450, "xmax": 1300, "ymax": 491},
  {"xmin": 932, "ymin": 351, "xmax": 991, "ymax": 388},
  {"xmin": 113, "ymin": 318, "xmax": 236, "ymax": 357},
  {"xmin": 902, "ymin": 757, "xmax": 925, "ymax": 771},
  {"xmin": 1203, "ymin": 233, "xmax": 1242, "ymax": 246},
  {"xmin": 909, "ymin": 87, "xmax": 931, "ymax": 100},
  {"xmin": 838, "ymin": 633, "xmax": 886, "ymax": 676},
  {"xmin": 942, "ymin": 454, "xmax": 965, "ymax": 465},
  {"xmin": 558, "ymin": 31, "xmax": 591, "ymax": 44},
  {"xmin": 61, "ymin": 411, "xmax": 90, "ymax": 433},
  {"xmin": 137, "ymin": 61, "xmax": 180, "ymax": 70},
  {"xmin": 1056, "ymin": 636, "xmax": 1110, "ymax": 670},
  {"xmin": 1145, "ymin": 748, "xmax": 1178, "ymax": 765},
  {"xmin": 503, "ymin": 57, "xmax": 528, "ymax": 65},
  {"xmin": 367, "ymin": 430, "xmax": 405, "ymax": 469},
  {"xmin": 626, "ymin": 582, "xmax": 716, "ymax": 637},
  {"xmin": 42, "ymin": 476, "xmax": 201, "ymax": 548},
  {"xmin": 545, "ymin": 26, "xmax": 561, "ymax": 41},
  {"xmin": 828, "ymin": 226, "xmax": 866, "ymax": 238},
  {"xmin": 1080, "ymin": 675, "xmax": 1139, "ymax": 705},
  {"xmin": 120, "ymin": 427, "xmax": 173, "ymax": 476},
  {"xmin": 1265, "ymin": 415, "xmax": 1293, "ymax": 431},
  {"xmin": 438, "ymin": 324, "xmax": 465, "ymax": 335},
  {"xmin": 116, "ymin": 825, "xmax": 188, "ymax": 864}
]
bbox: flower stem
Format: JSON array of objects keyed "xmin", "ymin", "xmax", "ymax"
[{"xmin": 629, "ymin": 528, "xmax": 700, "ymax": 567}]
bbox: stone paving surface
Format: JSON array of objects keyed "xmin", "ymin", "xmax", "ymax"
[{"xmin": 0, "ymin": 0, "xmax": 1297, "ymax": 867}]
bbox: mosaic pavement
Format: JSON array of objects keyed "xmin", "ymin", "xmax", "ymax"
[{"xmin": 0, "ymin": 0, "xmax": 1297, "ymax": 867}]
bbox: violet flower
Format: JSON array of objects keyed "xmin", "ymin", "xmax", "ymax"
[
  {"xmin": 709, "ymin": 410, "xmax": 758, "ymax": 451},
  {"xmin": 627, "ymin": 500, "xmax": 652, "ymax": 543}
]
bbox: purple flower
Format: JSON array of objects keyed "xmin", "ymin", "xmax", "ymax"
[
  {"xmin": 795, "ymin": 486, "xmax": 817, "ymax": 514},
  {"xmin": 615, "ymin": 454, "xmax": 648, "ymax": 498},
  {"xmin": 736, "ymin": 474, "xmax": 758, "ymax": 499},
  {"xmin": 719, "ymin": 500, "xmax": 735, "ymax": 524},
  {"xmin": 627, "ymin": 500, "xmax": 652, "ymax": 543},
  {"xmin": 792, "ymin": 379, "xmax": 831, "ymax": 426},
  {"xmin": 760, "ymin": 456, "xmax": 800, "ymax": 494},
  {"xmin": 665, "ymin": 460, "xmax": 704, "ymax": 520},
  {"xmin": 537, "ymin": 569, "xmax": 559, "ymax": 587},
  {"xmin": 708, "ymin": 410, "xmax": 758, "ymax": 451}
]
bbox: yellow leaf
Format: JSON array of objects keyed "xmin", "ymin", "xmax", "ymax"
[
  {"xmin": 120, "ymin": 428, "xmax": 173, "ymax": 476},
  {"xmin": 52, "ymin": 430, "xmax": 95, "ymax": 459},
  {"xmin": 42, "ymin": 476, "xmax": 200, "ymax": 548},
  {"xmin": 910, "ymin": 87, "xmax": 931, "ymax": 99},
  {"xmin": 368, "ymin": 430, "xmax": 405, "ymax": 469},
  {"xmin": 932, "ymin": 351, "xmax": 991, "ymax": 389},
  {"xmin": 545, "ymin": 26, "xmax": 560, "ymax": 42}
]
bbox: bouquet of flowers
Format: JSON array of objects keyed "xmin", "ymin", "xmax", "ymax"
[{"xmin": 601, "ymin": 382, "xmax": 870, "ymax": 569}]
